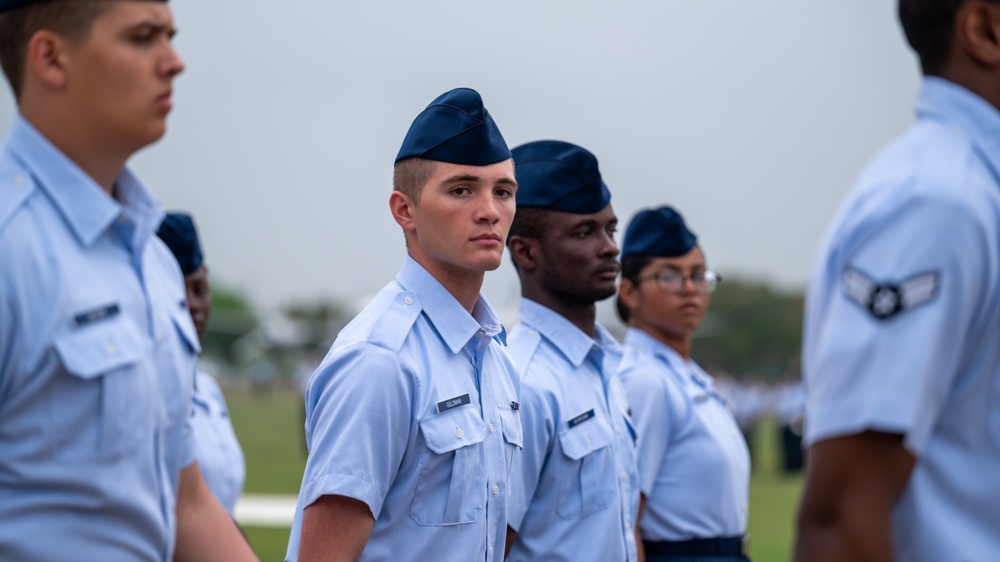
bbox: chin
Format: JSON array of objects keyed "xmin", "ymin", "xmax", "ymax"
[{"xmin": 467, "ymin": 251, "xmax": 504, "ymax": 272}]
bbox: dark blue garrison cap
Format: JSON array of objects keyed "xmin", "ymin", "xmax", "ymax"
[
  {"xmin": 511, "ymin": 140, "xmax": 611, "ymax": 214},
  {"xmin": 0, "ymin": 0, "xmax": 166, "ymax": 12},
  {"xmin": 622, "ymin": 206, "xmax": 698, "ymax": 258},
  {"xmin": 395, "ymin": 88, "xmax": 511, "ymax": 166},
  {"xmin": 157, "ymin": 212, "xmax": 204, "ymax": 275}
]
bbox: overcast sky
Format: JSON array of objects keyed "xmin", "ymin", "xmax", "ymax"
[{"xmin": 0, "ymin": 0, "xmax": 921, "ymax": 321}]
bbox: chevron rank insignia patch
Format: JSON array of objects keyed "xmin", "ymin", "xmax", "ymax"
[{"xmin": 842, "ymin": 268, "xmax": 939, "ymax": 320}]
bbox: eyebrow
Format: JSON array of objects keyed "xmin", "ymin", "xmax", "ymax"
[
  {"xmin": 127, "ymin": 20, "xmax": 177, "ymax": 37},
  {"xmin": 441, "ymin": 175, "xmax": 518, "ymax": 187},
  {"xmin": 571, "ymin": 217, "xmax": 617, "ymax": 229}
]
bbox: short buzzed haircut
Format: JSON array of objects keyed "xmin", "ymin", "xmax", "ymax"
[
  {"xmin": 898, "ymin": 0, "xmax": 1000, "ymax": 75},
  {"xmin": 507, "ymin": 206, "xmax": 548, "ymax": 241},
  {"xmin": 392, "ymin": 157, "xmax": 437, "ymax": 202},
  {"xmin": 0, "ymin": 0, "xmax": 112, "ymax": 100}
]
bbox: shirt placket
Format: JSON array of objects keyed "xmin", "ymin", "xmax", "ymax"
[
  {"xmin": 592, "ymin": 346, "xmax": 636, "ymax": 562},
  {"xmin": 470, "ymin": 331, "xmax": 503, "ymax": 562}
]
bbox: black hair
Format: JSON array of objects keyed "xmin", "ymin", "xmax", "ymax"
[
  {"xmin": 615, "ymin": 254, "xmax": 654, "ymax": 324},
  {"xmin": 898, "ymin": 0, "xmax": 1000, "ymax": 75}
]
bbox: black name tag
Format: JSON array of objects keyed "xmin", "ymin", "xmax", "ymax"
[
  {"xmin": 568, "ymin": 409, "xmax": 595, "ymax": 428},
  {"xmin": 72, "ymin": 303, "xmax": 120, "ymax": 328},
  {"xmin": 436, "ymin": 393, "xmax": 471, "ymax": 413}
]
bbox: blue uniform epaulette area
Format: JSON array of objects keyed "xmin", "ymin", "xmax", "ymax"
[
  {"xmin": 0, "ymin": 159, "xmax": 34, "ymax": 235},
  {"xmin": 337, "ymin": 287, "xmax": 424, "ymax": 355}
]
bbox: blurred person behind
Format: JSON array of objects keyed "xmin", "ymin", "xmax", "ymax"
[
  {"xmin": 617, "ymin": 206, "xmax": 750, "ymax": 562},
  {"xmin": 157, "ymin": 212, "xmax": 246, "ymax": 516}
]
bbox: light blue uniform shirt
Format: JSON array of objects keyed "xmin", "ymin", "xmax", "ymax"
[
  {"xmin": 506, "ymin": 299, "xmax": 639, "ymax": 562},
  {"xmin": 618, "ymin": 328, "xmax": 749, "ymax": 541},
  {"xmin": 285, "ymin": 257, "xmax": 523, "ymax": 562},
  {"xmin": 804, "ymin": 77, "xmax": 1000, "ymax": 560},
  {"xmin": 192, "ymin": 370, "xmax": 245, "ymax": 516},
  {"xmin": 0, "ymin": 115, "xmax": 200, "ymax": 561}
]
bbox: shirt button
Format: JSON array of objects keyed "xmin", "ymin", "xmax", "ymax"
[
  {"xmin": 13, "ymin": 175, "xmax": 24, "ymax": 186},
  {"xmin": 456, "ymin": 428, "xmax": 464, "ymax": 439},
  {"xmin": 106, "ymin": 342, "xmax": 117, "ymax": 356},
  {"xmin": 489, "ymin": 547, "xmax": 494, "ymax": 557},
  {"xmin": 475, "ymin": 330, "xmax": 484, "ymax": 338},
  {"xmin": 489, "ymin": 423, "xmax": 494, "ymax": 433},
  {"xmin": 493, "ymin": 485, "xmax": 500, "ymax": 496},
  {"xmin": 621, "ymin": 471, "xmax": 628, "ymax": 481},
  {"xmin": 403, "ymin": 296, "xmax": 413, "ymax": 306}
]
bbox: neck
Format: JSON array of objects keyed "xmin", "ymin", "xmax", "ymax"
[
  {"xmin": 633, "ymin": 321, "xmax": 692, "ymax": 360},
  {"xmin": 522, "ymin": 286, "xmax": 598, "ymax": 338},
  {"xmin": 411, "ymin": 255, "xmax": 484, "ymax": 315},
  {"xmin": 936, "ymin": 64, "xmax": 1000, "ymax": 112},
  {"xmin": 21, "ymin": 102, "xmax": 130, "ymax": 194}
]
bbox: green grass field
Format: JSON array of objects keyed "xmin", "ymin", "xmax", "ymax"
[{"xmin": 227, "ymin": 389, "xmax": 803, "ymax": 562}]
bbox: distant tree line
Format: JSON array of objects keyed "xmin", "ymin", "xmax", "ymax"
[
  {"xmin": 693, "ymin": 277, "xmax": 804, "ymax": 382},
  {"xmin": 203, "ymin": 277, "xmax": 805, "ymax": 384}
]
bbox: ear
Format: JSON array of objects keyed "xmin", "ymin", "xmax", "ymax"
[
  {"xmin": 507, "ymin": 235, "xmax": 540, "ymax": 272},
  {"xmin": 617, "ymin": 278, "xmax": 640, "ymax": 313},
  {"xmin": 956, "ymin": 0, "xmax": 1000, "ymax": 66},
  {"xmin": 389, "ymin": 190, "xmax": 417, "ymax": 234},
  {"xmin": 25, "ymin": 30, "xmax": 71, "ymax": 91}
]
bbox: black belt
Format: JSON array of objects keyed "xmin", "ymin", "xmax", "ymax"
[{"xmin": 643, "ymin": 536, "xmax": 747, "ymax": 557}]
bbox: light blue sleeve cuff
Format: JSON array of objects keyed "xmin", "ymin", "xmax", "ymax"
[{"xmin": 301, "ymin": 471, "xmax": 385, "ymax": 520}]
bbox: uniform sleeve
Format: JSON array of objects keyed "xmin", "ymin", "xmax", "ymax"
[
  {"xmin": 621, "ymin": 367, "xmax": 674, "ymax": 496},
  {"xmin": 0, "ymin": 280, "xmax": 13, "ymax": 407},
  {"xmin": 299, "ymin": 343, "xmax": 415, "ymax": 519},
  {"xmin": 177, "ymin": 363, "xmax": 198, "ymax": 470},
  {"xmin": 805, "ymin": 195, "xmax": 993, "ymax": 455},
  {"xmin": 506, "ymin": 378, "xmax": 553, "ymax": 530}
]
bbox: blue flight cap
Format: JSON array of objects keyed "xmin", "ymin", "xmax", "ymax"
[
  {"xmin": 622, "ymin": 206, "xmax": 698, "ymax": 258},
  {"xmin": 157, "ymin": 212, "xmax": 204, "ymax": 275},
  {"xmin": 0, "ymin": 0, "xmax": 166, "ymax": 12},
  {"xmin": 395, "ymin": 88, "xmax": 511, "ymax": 166},
  {"xmin": 511, "ymin": 140, "xmax": 611, "ymax": 213}
]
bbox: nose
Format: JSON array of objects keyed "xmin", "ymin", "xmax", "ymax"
[
  {"xmin": 161, "ymin": 44, "xmax": 185, "ymax": 78},
  {"xmin": 476, "ymin": 191, "xmax": 501, "ymax": 223},
  {"xmin": 598, "ymin": 229, "xmax": 620, "ymax": 258}
]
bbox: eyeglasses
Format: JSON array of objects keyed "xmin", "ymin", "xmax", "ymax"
[{"xmin": 636, "ymin": 269, "xmax": 722, "ymax": 294}]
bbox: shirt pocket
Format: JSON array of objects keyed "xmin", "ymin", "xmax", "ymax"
[
  {"xmin": 51, "ymin": 316, "xmax": 152, "ymax": 463},
  {"xmin": 556, "ymin": 412, "xmax": 616, "ymax": 519},
  {"xmin": 497, "ymin": 404, "xmax": 523, "ymax": 479},
  {"xmin": 411, "ymin": 406, "xmax": 488, "ymax": 526}
]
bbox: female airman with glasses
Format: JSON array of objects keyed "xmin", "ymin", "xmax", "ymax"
[{"xmin": 616, "ymin": 206, "xmax": 751, "ymax": 562}]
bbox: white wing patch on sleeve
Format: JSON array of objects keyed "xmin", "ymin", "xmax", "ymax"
[{"xmin": 841, "ymin": 268, "xmax": 940, "ymax": 321}]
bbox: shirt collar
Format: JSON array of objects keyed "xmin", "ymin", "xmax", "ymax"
[
  {"xmin": 624, "ymin": 327, "xmax": 705, "ymax": 379},
  {"xmin": 917, "ymin": 77, "xmax": 1000, "ymax": 181},
  {"xmin": 396, "ymin": 256, "xmax": 506, "ymax": 354},
  {"xmin": 518, "ymin": 298, "xmax": 621, "ymax": 370},
  {"xmin": 5, "ymin": 114, "xmax": 164, "ymax": 250}
]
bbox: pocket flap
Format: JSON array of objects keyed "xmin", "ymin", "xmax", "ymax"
[
  {"xmin": 559, "ymin": 412, "xmax": 613, "ymax": 460},
  {"xmin": 171, "ymin": 308, "xmax": 202, "ymax": 354},
  {"xmin": 53, "ymin": 318, "xmax": 144, "ymax": 379},
  {"xmin": 420, "ymin": 406, "xmax": 487, "ymax": 454},
  {"xmin": 497, "ymin": 404, "xmax": 523, "ymax": 448}
]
